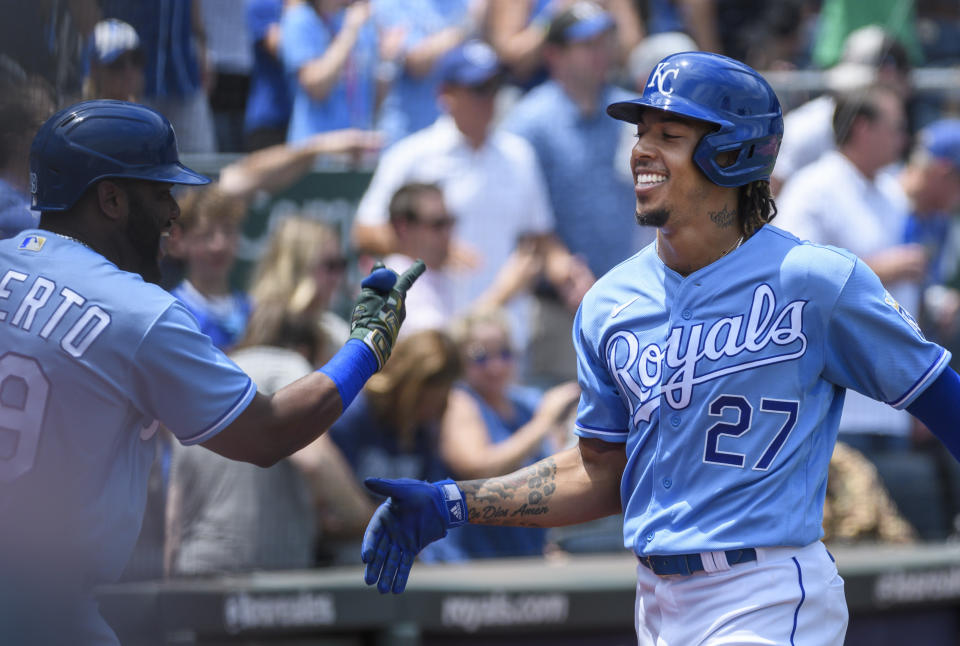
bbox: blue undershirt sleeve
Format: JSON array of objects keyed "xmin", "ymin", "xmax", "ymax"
[{"xmin": 907, "ymin": 367, "xmax": 960, "ymax": 461}]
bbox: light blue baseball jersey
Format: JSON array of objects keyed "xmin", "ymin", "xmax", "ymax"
[
  {"xmin": 573, "ymin": 225, "xmax": 950, "ymax": 556},
  {"xmin": 0, "ymin": 232, "xmax": 255, "ymax": 593}
]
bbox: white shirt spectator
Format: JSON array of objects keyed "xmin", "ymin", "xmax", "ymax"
[
  {"xmin": 772, "ymin": 94, "xmax": 837, "ymax": 187},
  {"xmin": 776, "ymin": 149, "xmax": 914, "ymax": 438},
  {"xmin": 356, "ymin": 115, "xmax": 555, "ymax": 342},
  {"xmin": 384, "ymin": 252, "xmax": 455, "ymax": 336}
]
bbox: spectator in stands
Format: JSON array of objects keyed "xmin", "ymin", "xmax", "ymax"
[
  {"xmin": 247, "ymin": 216, "xmax": 351, "ymax": 364},
  {"xmin": 281, "ymin": 0, "xmax": 379, "ymax": 143},
  {"xmin": 776, "ymin": 84, "xmax": 916, "ymax": 458},
  {"xmin": 384, "ymin": 181, "xmax": 546, "ymax": 337},
  {"xmin": 327, "ymin": 329, "xmax": 463, "ymax": 561},
  {"xmin": 244, "ymin": 0, "xmax": 292, "ymax": 151},
  {"xmin": 199, "ymin": 0, "xmax": 253, "ymax": 152},
  {"xmin": 167, "ymin": 186, "xmax": 252, "ymax": 352},
  {"xmin": 372, "ymin": 0, "xmax": 481, "ymax": 146},
  {"xmin": 812, "ymin": 0, "xmax": 923, "ymax": 71},
  {"xmin": 638, "ymin": 0, "xmax": 721, "ymax": 53},
  {"xmin": 0, "ymin": 79, "xmax": 55, "ymax": 239},
  {"xmin": 486, "ymin": 0, "xmax": 643, "ymax": 93},
  {"xmin": 899, "ymin": 119, "xmax": 960, "ymax": 346},
  {"xmin": 82, "ymin": 19, "xmax": 145, "ymax": 102},
  {"xmin": 353, "ymin": 40, "xmax": 588, "ymax": 354},
  {"xmin": 437, "ymin": 308, "xmax": 580, "ymax": 559},
  {"xmin": 772, "ymin": 25, "xmax": 913, "ymax": 194},
  {"xmin": 501, "ymin": 2, "xmax": 640, "ymax": 383},
  {"xmin": 101, "ymin": 0, "xmax": 217, "ymax": 153}
]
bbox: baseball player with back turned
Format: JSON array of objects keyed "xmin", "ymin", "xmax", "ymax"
[
  {"xmin": 0, "ymin": 99, "xmax": 423, "ymax": 645},
  {"xmin": 359, "ymin": 52, "xmax": 960, "ymax": 645}
]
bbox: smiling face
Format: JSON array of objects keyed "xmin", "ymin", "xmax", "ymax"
[{"xmin": 630, "ymin": 108, "xmax": 730, "ymax": 231}]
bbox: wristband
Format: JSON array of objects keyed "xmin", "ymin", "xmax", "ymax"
[
  {"xmin": 436, "ymin": 478, "xmax": 468, "ymax": 527},
  {"xmin": 318, "ymin": 338, "xmax": 378, "ymax": 409}
]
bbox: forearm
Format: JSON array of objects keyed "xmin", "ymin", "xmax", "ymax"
[
  {"xmin": 298, "ymin": 27, "xmax": 362, "ymax": 100},
  {"xmin": 451, "ymin": 416, "xmax": 556, "ymax": 480},
  {"xmin": 403, "ymin": 27, "xmax": 467, "ymax": 77},
  {"xmin": 907, "ymin": 367, "xmax": 960, "ymax": 461},
  {"xmin": 460, "ymin": 441, "xmax": 624, "ymax": 527},
  {"xmin": 352, "ymin": 222, "xmax": 399, "ymax": 256}
]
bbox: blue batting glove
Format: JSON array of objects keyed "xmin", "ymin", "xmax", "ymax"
[{"xmin": 361, "ymin": 477, "xmax": 467, "ymax": 594}]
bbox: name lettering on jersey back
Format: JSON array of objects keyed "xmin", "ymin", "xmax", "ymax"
[
  {"xmin": 0, "ymin": 269, "xmax": 110, "ymax": 358},
  {"xmin": 606, "ymin": 284, "xmax": 807, "ymax": 424}
]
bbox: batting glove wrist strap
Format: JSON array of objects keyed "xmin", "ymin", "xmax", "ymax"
[
  {"xmin": 435, "ymin": 479, "xmax": 468, "ymax": 528},
  {"xmin": 317, "ymin": 339, "xmax": 378, "ymax": 409}
]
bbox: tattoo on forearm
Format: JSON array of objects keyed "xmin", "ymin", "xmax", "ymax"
[
  {"xmin": 462, "ymin": 458, "xmax": 558, "ymax": 527},
  {"xmin": 709, "ymin": 205, "xmax": 737, "ymax": 228}
]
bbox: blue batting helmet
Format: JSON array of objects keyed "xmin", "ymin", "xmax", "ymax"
[
  {"xmin": 30, "ymin": 99, "xmax": 209, "ymax": 212},
  {"xmin": 607, "ymin": 52, "xmax": 783, "ymax": 187}
]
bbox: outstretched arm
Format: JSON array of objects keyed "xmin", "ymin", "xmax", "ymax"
[
  {"xmin": 361, "ymin": 437, "xmax": 625, "ymax": 593},
  {"xmin": 202, "ymin": 261, "xmax": 425, "ymax": 467},
  {"xmin": 462, "ymin": 437, "xmax": 624, "ymax": 527}
]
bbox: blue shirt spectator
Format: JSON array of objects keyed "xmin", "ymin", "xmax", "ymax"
[
  {"xmin": 244, "ymin": 0, "xmax": 292, "ymax": 149},
  {"xmin": 101, "ymin": 0, "xmax": 202, "ymax": 99},
  {"xmin": 373, "ymin": 0, "xmax": 472, "ymax": 146},
  {"xmin": 442, "ymin": 384, "xmax": 549, "ymax": 559},
  {"xmin": 504, "ymin": 80, "xmax": 637, "ymax": 278},
  {"xmin": 282, "ymin": 1, "xmax": 380, "ymax": 143}
]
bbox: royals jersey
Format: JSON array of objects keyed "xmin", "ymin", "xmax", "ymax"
[
  {"xmin": 0, "ymin": 231, "xmax": 256, "ymax": 592},
  {"xmin": 573, "ymin": 225, "xmax": 950, "ymax": 556}
]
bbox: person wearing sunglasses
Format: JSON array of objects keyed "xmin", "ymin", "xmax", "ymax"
[{"xmin": 437, "ymin": 308, "xmax": 580, "ymax": 560}]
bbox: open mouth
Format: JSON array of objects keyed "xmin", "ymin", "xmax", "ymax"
[{"xmin": 635, "ymin": 172, "xmax": 668, "ymax": 189}]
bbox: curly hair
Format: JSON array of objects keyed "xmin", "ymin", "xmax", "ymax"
[{"xmin": 738, "ymin": 180, "xmax": 778, "ymax": 239}]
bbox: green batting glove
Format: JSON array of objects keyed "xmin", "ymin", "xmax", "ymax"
[{"xmin": 349, "ymin": 260, "xmax": 426, "ymax": 369}]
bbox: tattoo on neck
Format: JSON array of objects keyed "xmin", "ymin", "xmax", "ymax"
[
  {"xmin": 462, "ymin": 458, "xmax": 558, "ymax": 527},
  {"xmin": 709, "ymin": 205, "xmax": 737, "ymax": 228}
]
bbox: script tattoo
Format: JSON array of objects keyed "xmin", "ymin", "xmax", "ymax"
[
  {"xmin": 709, "ymin": 204, "xmax": 737, "ymax": 228},
  {"xmin": 462, "ymin": 458, "xmax": 558, "ymax": 527}
]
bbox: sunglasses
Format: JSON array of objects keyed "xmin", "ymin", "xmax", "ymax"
[
  {"xmin": 414, "ymin": 216, "xmax": 456, "ymax": 232},
  {"xmin": 467, "ymin": 346, "xmax": 514, "ymax": 364}
]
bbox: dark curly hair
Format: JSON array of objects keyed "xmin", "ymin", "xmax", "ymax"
[{"xmin": 738, "ymin": 180, "xmax": 778, "ymax": 239}]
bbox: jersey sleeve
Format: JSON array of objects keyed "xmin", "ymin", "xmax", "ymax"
[
  {"xmin": 132, "ymin": 302, "xmax": 256, "ymax": 445},
  {"xmin": 823, "ymin": 258, "xmax": 951, "ymax": 408},
  {"xmin": 572, "ymin": 304, "xmax": 630, "ymax": 442}
]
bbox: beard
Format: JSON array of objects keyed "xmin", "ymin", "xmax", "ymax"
[
  {"xmin": 125, "ymin": 191, "xmax": 163, "ymax": 285},
  {"xmin": 635, "ymin": 207, "xmax": 670, "ymax": 228}
]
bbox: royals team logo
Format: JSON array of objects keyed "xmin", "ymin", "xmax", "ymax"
[
  {"xmin": 647, "ymin": 61, "xmax": 681, "ymax": 96},
  {"xmin": 606, "ymin": 284, "xmax": 808, "ymax": 425}
]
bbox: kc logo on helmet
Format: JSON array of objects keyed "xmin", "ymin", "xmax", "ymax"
[{"xmin": 647, "ymin": 62, "xmax": 680, "ymax": 96}]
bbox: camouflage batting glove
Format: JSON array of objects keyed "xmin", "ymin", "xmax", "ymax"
[{"xmin": 349, "ymin": 260, "xmax": 425, "ymax": 370}]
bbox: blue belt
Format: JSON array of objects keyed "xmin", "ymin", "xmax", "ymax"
[{"xmin": 637, "ymin": 548, "xmax": 757, "ymax": 575}]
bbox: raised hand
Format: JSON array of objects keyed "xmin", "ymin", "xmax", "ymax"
[{"xmin": 349, "ymin": 260, "xmax": 425, "ymax": 369}]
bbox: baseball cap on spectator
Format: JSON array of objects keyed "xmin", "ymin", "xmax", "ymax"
[
  {"xmin": 919, "ymin": 119, "xmax": 960, "ymax": 173},
  {"xmin": 826, "ymin": 25, "xmax": 910, "ymax": 91},
  {"xmin": 546, "ymin": 1, "xmax": 615, "ymax": 46},
  {"xmin": 437, "ymin": 40, "xmax": 501, "ymax": 87},
  {"xmin": 90, "ymin": 19, "xmax": 142, "ymax": 66}
]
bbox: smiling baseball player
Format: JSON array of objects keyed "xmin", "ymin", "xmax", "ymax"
[{"xmin": 357, "ymin": 52, "xmax": 960, "ymax": 645}]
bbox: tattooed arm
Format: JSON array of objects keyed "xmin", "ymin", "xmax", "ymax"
[{"xmin": 462, "ymin": 437, "xmax": 627, "ymax": 527}]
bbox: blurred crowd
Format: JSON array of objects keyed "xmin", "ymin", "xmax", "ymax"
[{"xmin": 3, "ymin": 0, "xmax": 960, "ymax": 581}]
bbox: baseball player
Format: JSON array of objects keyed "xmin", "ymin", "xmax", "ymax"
[
  {"xmin": 0, "ymin": 99, "xmax": 423, "ymax": 645},
  {"xmin": 359, "ymin": 52, "xmax": 960, "ymax": 644}
]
